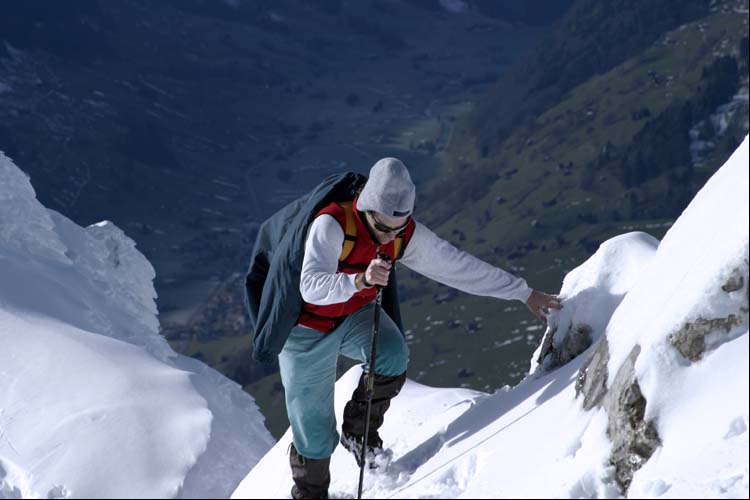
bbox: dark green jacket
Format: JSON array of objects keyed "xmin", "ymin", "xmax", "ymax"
[{"xmin": 245, "ymin": 172, "xmax": 403, "ymax": 363}]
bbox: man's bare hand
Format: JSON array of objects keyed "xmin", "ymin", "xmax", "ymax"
[
  {"xmin": 526, "ymin": 290, "xmax": 562, "ymax": 323},
  {"xmin": 359, "ymin": 257, "xmax": 392, "ymax": 289}
]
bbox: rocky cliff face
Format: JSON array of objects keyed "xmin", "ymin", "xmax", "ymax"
[
  {"xmin": 535, "ymin": 137, "xmax": 749, "ymax": 495},
  {"xmin": 575, "ymin": 251, "xmax": 749, "ymax": 492}
]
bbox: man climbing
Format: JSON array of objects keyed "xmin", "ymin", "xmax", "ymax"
[{"xmin": 280, "ymin": 157, "xmax": 562, "ymax": 499}]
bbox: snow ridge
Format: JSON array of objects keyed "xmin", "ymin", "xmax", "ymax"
[{"xmin": 0, "ymin": 152, "xmax": 274, "ymax": 498}]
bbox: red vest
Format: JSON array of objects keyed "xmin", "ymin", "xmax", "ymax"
[{"xmin": 298, "ymin": 196, "xmax": 416, "ymax": 333}]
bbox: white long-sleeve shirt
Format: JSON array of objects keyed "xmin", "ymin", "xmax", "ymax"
[{"xmin": 299, "ymin": 214, "xmax": 532, "ymax": 306}]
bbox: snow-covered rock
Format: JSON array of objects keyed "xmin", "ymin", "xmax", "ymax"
[
  {"xmin": 232, "ymin": 137, "xmax": 749, "ymax": 499},
  {"xmin": 533, "ymin": 231, "xmax": 660, "ymax": 375},
  {"xmin": 0, "ymin": 152, "xmax": 274, "ymax": 498},
  {"xmin": 600, "ymin": 135, "xmax": 749, "ymax": 495}
]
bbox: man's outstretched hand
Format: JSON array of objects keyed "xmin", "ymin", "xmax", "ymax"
[{"xmin": 526, "ymin": 290, "xmax": 562, "ymax": 323}]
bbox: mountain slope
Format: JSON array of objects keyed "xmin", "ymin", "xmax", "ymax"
[
  {"xmin": 0, "ymin": 0, "xmax": 553, "ymax": 329},
  {"xmin": 233, "ymin": 136, "xmax": 748, "ymax": 499},
  {"xmin": 396, "ymin": 0, "xmax": 749, "ymax": 394},
  {"xmin": 468, "ymin": 0, "xmax": 712, "ymax": 156},
  {"xmin": 0, "ymin": 152, "xmax": 274, "ymax": 498}
]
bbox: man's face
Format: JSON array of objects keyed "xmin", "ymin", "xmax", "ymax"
[{"xmin": 365, "ymin": 211, "xmax": 410, "ymax": 245}]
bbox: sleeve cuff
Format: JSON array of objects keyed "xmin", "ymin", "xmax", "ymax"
[
  {"xmin": 344, "ymin": 273, "xmax": 359, "ymax": 296},
  {"xmin": 516, "ymin": 285, "xmax": 533, "ymax": 303}
]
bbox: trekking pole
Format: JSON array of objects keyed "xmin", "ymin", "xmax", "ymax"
[{"xmin": 357, "ymin": 251, "xmax": 389, "ymax": 500}]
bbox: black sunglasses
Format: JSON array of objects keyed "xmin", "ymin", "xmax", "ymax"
[{"xmin": 368, "ymin": 211, "xmax": 411, "ymax": 234}]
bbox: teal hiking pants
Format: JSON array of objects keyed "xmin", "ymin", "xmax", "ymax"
[{"xmin": 279, "ymin": 302, "xmax": 409, "ymax": 459}]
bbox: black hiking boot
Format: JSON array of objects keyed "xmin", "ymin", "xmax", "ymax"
[
  {"xmin": 340, "ymin": 371, "xmax": 406, "ymax": 470},
  {"xmin": 289, "ymin": 443, "xmax": 330, "ymax": 499}
]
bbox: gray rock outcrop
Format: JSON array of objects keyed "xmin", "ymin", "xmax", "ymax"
[{"xmin": 574, "ymin": 254, "xmax": 749, "ymax": 494}]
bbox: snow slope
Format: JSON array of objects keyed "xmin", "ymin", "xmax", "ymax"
[
  {"xmin": 0, "ymin": 153, "xmax": 274, "ymax": 499},
  {"xmin": 233, "ymin": 137, "xmax": 749, "ymax": 499}
]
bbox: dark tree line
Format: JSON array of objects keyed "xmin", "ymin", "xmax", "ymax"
[{"xmin": 618, "ymin": 55, "xmax": 740, "ymax": 189}]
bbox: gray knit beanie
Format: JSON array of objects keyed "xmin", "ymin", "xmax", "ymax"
[{"xmin": 357, "ymin": 158, "xmax": 416, "ymax": 217}]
